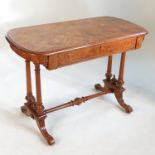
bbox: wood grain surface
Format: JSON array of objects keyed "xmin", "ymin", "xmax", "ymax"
[{"xmin": 6, "ymin": 16, "xmax": 148, "ymax": 55}]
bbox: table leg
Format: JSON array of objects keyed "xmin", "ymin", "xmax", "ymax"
[
  {"xmin": 114, "ymin": 52, "xmax": 133, "ymax": 113},
  {"xmin": 21, "ymin": 60, "xmax": 35, "ymax": 116},
  {"xmin": 95, "ymin": 53, "xmax": 133, "ymax": 113},
  {"xmin": 34, "ymin": 64, "xmax": 44, "ymax": 114},
  {"xmin": 95, "ymin": 56, "xmax": 113, "ymax": 91},
  {"xmin": 34, "ymin": 64, "xmax": 55, "ymax": 145},
  {"xmin": 105, "ymin": 56, "xmax": 112, "ymax": 80},
  {"xmin": 21, "ymin": 62, "xmax": 55, "ymax": 145}
]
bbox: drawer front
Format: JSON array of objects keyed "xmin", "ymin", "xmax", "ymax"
[{"xmin": 47, "ymin": 37, "xmax": 137, "ymax": 70}]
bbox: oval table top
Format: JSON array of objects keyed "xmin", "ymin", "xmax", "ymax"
[{"xmin": 6, "ymin": 16, "xmax": 148, "ymax": 56}]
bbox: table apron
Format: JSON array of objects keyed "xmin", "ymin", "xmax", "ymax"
[
  {"xmin": 9, "ymin": 35, "xmax": 144, "ymax": 70},
  {"xmin": 47, "ymin": 36, "xmax": 143, "ymax": 70}
]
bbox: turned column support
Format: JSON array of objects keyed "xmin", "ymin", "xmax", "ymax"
[
  {"xmin": 25, "ymin": 60, "xmax": 35, "ymax": 103},
  {"xmin": 95, "ymin": 52, "xmax": 133, "ymax": 113},
  {"xmin": 21, "ymin": 60, "xmax": 35, "ymax": 117},
  {"xmin": 118, "ymin": 52, "xmax": 126, "ymax": 85},
  {"xmin": 34, "ymin": 64, "xmax": 44, "ymax": 114},
  {"xmin": 105, "ymin": 56, "xmax": 113, "ymax": 80},
  {"xmin": 114, "ymin": 52, "xmax": 133, "ymax": 113},
  {"xmin": 22, "ymin": 62, "xmax": 55, "ymax": 145}
]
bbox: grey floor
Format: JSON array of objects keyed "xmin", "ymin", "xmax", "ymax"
[{"xmin": 0, "ymin": 44, "xmax": 155, "ymax": 155}]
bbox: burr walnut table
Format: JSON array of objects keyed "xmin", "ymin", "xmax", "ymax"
[{"xmin": 6, "ymin": 16, "xmax": 148, "ymax": 145}]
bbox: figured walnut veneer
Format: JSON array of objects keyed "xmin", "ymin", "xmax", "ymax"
[
  {"xmin": 6, "ymin": 16, "xmax": 147, "ymax": 70},
  {"xmin": 6, "ymin": 16, "xmax": 148, "ymax": 145}
]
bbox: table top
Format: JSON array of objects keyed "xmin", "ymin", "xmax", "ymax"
[{"xmin": 6, "ymin": 16, "xmax": 148, "ymax": 55}]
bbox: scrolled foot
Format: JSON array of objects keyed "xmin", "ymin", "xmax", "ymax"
[
  {"xmin": 94, "ymin": 83, "xmax": 105, "ymax": 92},
  {"xmin": 46, "ymin": 135, "xmax": 55, "ymax": 145},
  {"xmin": 95, "ymin": 83, "xmax": 102, "ymax": 90},
  {"xmin": 114, "ymin": 91, "xmax": 133, "ymax": 113},
  {"xmin": 124, "ymin": 104, "xmax": 133, "ymax": 113},
  {"xmin": 36, "ymin": 116, "xmax": 55, "ymax": 145}
]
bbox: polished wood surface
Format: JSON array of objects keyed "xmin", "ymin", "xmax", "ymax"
[
  {"xmin": 6, "ymin": 16, "xmax": 147, "ymax": 54},
  {"xmin": 6, "ymin": 16, "xmax": 148, "ymax": 145},
  {"xmin": 6, "ymin": 16, "xmax": 148, "ymax": 70}
]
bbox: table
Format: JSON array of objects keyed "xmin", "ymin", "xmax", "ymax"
[{"xmin": 6, "ymin": 16, "xmax": 148, "ymax": 145}]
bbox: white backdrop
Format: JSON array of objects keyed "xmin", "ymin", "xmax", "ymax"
[{"xmin": 0, "ymin": 1, "xmax": 155, "ymax": 155}]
